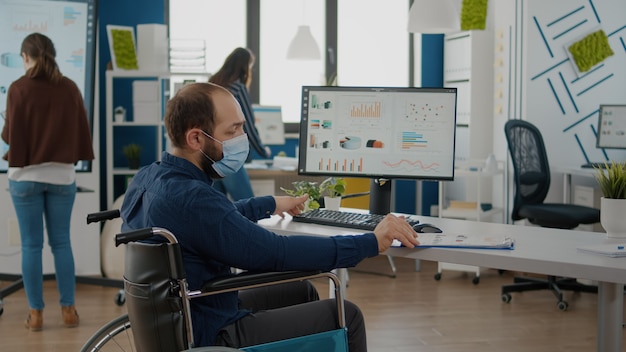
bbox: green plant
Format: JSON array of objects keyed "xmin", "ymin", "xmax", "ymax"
[
  {"xmin": 110, "ymin": 28, "xmax": 139, "ymax": 69},
  {"xmin": 593, "ymin": 161, "xmax": 626, "ymax": 199},
  {"xmin": 460, "ymin": 0, "xmax": 488, "ymax": 31},
  {"xmin": 123, "ymin": 143, "xmax": 142, "ymax": 168},
  {"xmin": 568, "ymin": 29, "xmax": 614, "ymax": 73},
  {"xmin": 320, "ymin": 177, "xmax": 347, "ymax": 198},
  {"xmin": 280, "ymin": 180, "xmax": 323, "ymax": 211},
  {"xmin": 123, "ymin": 143, "xmax": 141, "ymax": 159}
]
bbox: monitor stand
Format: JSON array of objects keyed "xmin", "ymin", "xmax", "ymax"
[{"xmin": 369, "ymin": 178, "xmax": 392, "ymax": 215}]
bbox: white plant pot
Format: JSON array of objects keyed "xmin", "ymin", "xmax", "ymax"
[
  {"xmin": 302, "ymin": 198, "xmax": 315, "ymax": 212},
  {"xmin": 600, "ymin": 197, "xmax": 626, "ymax": 238},
  {"xmin": 324, "ymin": 196, "xmax": 342, "ymax": 211}
]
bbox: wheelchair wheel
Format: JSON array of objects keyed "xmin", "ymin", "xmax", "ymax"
[{"xmin": 80, "ymin": 314, "xmax": 134, "ymax": 352}]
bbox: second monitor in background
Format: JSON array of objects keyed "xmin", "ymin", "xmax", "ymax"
[
  {"xmin": 596, "ymin": 104, "xmax": 626, "ymax": 150},
  {"xmin": 581, "ymin": 104, "xmax": 626, "ymax": 169},
  {"xmin": 252, "ymin": 105, "xmax": 286, "ymax": 145}
]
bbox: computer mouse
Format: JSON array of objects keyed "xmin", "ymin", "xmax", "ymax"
[{"xmin": 413, "ymin": 223, "xmax": 443, "ymax": 233}]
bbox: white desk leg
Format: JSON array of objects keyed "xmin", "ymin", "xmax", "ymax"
[
  {"xmin": 597, "ymin": 281, "xmax": 623, "ymax": 352},
  {"xmin": 330, "ymin": 268, "xmax": 348, "ymax": 299},
  {"xmin": 414, "ymin": 259, "xmax": 421, "ymax": 272}
]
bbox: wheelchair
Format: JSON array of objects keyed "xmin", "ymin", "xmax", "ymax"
[{"xmin": 81, "ymin": 211, "xmax": 348, "ymax": 352}]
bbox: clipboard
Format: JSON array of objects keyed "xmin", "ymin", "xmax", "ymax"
[
  {"xmin": 393, "ymin": 233, "xmax": 515, "ymax": 250},
  {"xmin": 577, "ymin": 244, "xmax": 626, "ymax": 257}
]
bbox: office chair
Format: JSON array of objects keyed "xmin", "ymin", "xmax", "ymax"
[{"xmin": 501, "ymin": 119, "xmax": 600, "ymax": 311}]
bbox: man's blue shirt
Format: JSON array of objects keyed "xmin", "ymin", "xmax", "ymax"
[{"xmin": 121, "ymin": 152, "xmax": 378, "ymax": 346}]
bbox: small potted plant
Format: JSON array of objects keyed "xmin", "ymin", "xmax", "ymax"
[
  {"xmin": 123, "ymin": 143, "xmax": 142, "ymax": 169},
  {"xmin": 280, "ymin": 180, "xmax": 322, "ymax": 212},
  {"xmin": 593, "ymin": 161, "xmax": 626, "ymax": 238},
  {"xmin": 320, "ymin": 177, "xmax": 347, "ymax": 210}
]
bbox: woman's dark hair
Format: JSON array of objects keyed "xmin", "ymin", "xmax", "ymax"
[
  {"xmin": 209, "ymin": 47, "xmax": 255, "ymax": 88},
  {"xmin": 21, "ymin": 32, "xmax": 62, "ymax": 83}
]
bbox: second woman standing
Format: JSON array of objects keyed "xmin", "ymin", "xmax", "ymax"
[{"xmin": 209, "ymin": 47, "xmax": 271, "ymax": 200}]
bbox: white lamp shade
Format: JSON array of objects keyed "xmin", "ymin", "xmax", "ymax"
[
  {"xmin": 407, "ymin": 0, "xmax": 460, "ymax": 34},
  {"xmin": 286, "ymin": 25, "xmax": 321, "ymax": 60}
]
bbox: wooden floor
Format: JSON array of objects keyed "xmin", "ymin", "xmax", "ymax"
[{"xmin": 0, "ymin": 256, "xmax": 623, "ymax": 351}]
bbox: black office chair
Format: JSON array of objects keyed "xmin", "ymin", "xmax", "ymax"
[{"xmin": 501, "ymin": 119, "xmax": 600, "ymax": 311}]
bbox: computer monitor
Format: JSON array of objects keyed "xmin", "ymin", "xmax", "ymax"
[
  {"xmin": 298, "ymin": 86, "xmax": 457, "ymax": 214},
  {"xmin": 0, "ymin": 0, "xmax": 98, "ymax": 173},
  {"xmin": 252, "ymin": 104, "xmax": 286, "ymax": 145},
  {"xmin": 596, "ymin": 105, "xmax": 626, "ymax": 149}
]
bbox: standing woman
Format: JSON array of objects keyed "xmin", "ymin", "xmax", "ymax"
[
  {"xmin": 209, "ymin": 47, "xmax": 271, "ymax": 200},
  {"xmin": 1, "ymin": 33, "xmax": 94, "ymax": 331}
]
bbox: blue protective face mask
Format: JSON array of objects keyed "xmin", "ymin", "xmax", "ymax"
[{"xmin": 200, "ymin": 131, "xmax": 249, "ymax": 177}]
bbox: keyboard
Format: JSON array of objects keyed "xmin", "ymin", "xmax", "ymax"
[
  {"xmin": 292, "ymin": 209, "xmax": 420, "ymax": 231},
  {"xmin": 581, "ymin": 162, "xmax": 609, "ymax": 169}
]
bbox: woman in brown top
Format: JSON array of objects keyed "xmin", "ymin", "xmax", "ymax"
[{"xmin": 1, "ymin": 33, "xmax": 94, "ymax": 331}]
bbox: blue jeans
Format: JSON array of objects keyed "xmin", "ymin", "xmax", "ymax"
[
  {"xmin": 9, "ymin": 180, "xmax": 77, "ymax": 310},
  {"xmin": 212, "ymin": 167, "xmax": 254, "ymax": 201}
]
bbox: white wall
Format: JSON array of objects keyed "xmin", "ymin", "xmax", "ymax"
[{"xmin": 494, "ymin": 0, "xmax": 626, "ymax": 210}]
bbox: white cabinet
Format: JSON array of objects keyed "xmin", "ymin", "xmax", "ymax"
[
  {"xmin": 444, "ymin": 30, "xmax": 494, "ymax": 161},
  {"xmin": 439, "ymin": 32, "xmax": 498, "ymax": 282}
]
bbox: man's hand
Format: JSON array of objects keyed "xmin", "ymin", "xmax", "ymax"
[
  {"xmin": 373, "ymin": 214, "xmax": 420, "ymax": 252},
  {"xmin": 273, "ymin": 194, "xmax": 308, "ymax": 218}
]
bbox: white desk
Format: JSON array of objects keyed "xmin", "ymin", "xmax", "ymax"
[{"xmin": 259, "ymin": 214, "xmax": 625, "ymax": 352}]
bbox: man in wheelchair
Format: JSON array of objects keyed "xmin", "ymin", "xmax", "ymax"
[{"xmin": 120, "ymin": 82, "xmax": 420, "ymax": 351}]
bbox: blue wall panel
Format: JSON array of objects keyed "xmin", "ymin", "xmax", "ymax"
[{"xmin": 98, "ymin": 0, "xmax": 165, "ymax": 208}]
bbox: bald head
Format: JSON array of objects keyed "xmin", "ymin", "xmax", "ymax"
[{"xmin": 164, "ymin": 82, "xmax": 233, "ymax": 149}]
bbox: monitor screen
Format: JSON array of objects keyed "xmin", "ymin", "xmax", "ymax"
[
  {"xmin": 298, "ymin": 86, "xmax": 457, "ymax": 181},
  {"xmin": 0, "ymin": 0, "xmax": 98, "ymax": 173},
  {"xmin": 298, "ymin": 86, "xmax": 457, "ymax": 214},
  {"xmin": 252, "ymin": 104, "xmax": 286, "ymax": 145},
  {"xmin": 597, "ymin": 105, "xmax": 626, "ymax": 149}
]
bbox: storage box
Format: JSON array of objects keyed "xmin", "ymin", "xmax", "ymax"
[
  {"xmin": 449, "ymin": 200, "xmax": 478, "ymax": 209},
  {"xmin": 133, "ymin": 102, "xmax": 160, "ymax": 123},
  {"xmin": 573, "ymin": 185, "xmax": 595, "ymax": 207},
  {"xmin": 132, "ymin": 81, "xmax": 160, "ymax": 102},
  {"xmin": 136, "ymin": 24, "xmax": 168, "ymax": 71},
  {"xmin": 573, "ymin": 185, "xmax": 602, "ymax": 232}
]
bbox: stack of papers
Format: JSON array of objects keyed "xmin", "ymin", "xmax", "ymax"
[
  {"xmin": 393, "ymin": 233, "xmax": 515, "ymax": 250},
  {"xmin": 577, "ymin": 244, "xmax": 626, "ymax": 257}
]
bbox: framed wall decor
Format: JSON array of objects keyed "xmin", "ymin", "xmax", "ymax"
[{"xmin": 106, "ymin": 25, "xmax": 139, "ymax": 70}]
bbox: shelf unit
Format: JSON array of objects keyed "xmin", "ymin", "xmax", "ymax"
[
  {"xmin": 105, "ymin": 70, "xmax": 168, "ymax": 207},
  {"xmin": 436, "ymin": 159, "xmax": 505, "ymax": 284},
  {"xmin": 105, "ymin": 71, "xmax": 210, "ymax": 207},
  {"xmin": 438, "ymin": 162, "xmax": 505, "ymax": 223}
]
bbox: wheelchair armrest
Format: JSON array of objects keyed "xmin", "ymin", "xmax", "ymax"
[
  {"xmin": 87, "ymin": 209, "xmax": 121, "ymax": 224},
  {"xmin": 200, "ymin": 270, "xmax": 325, "ymax": 293}
]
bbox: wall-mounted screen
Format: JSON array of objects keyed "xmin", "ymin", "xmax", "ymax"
[
  {"xmin": 597, "ymin": 105, "xmax": 626, "ymax": 150},
  {"xmin": 0, "ymin": 0, "xmax": 98, "ymax": 173}
]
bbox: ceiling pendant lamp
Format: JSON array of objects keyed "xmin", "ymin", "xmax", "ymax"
[
  {"xmin": 407, "ymin": 0, "xmax": 460, "ymax": 34},
  {"xmin": 286, "ymin": 25, "xmax": 321, "ymax": 60}
]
